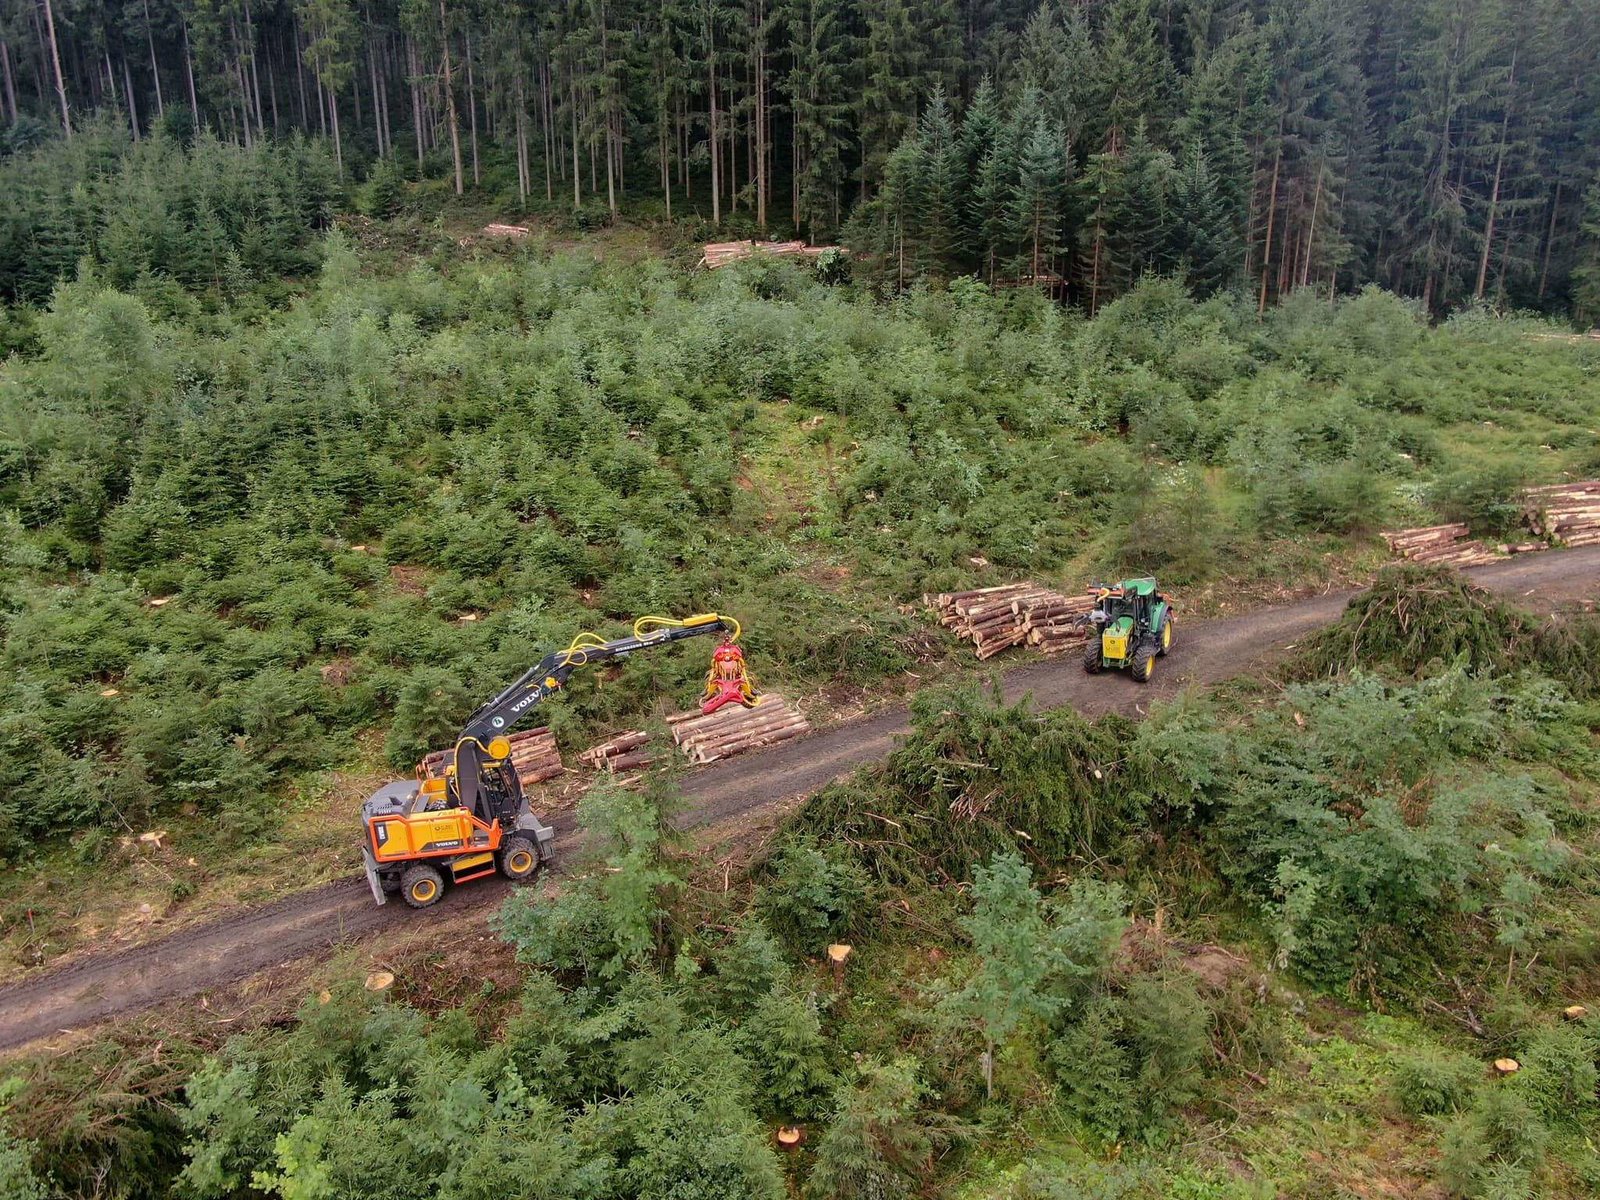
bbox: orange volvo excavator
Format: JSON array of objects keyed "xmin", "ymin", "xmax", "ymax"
[{"xmin": 361, "ymin": 613, "xmax": 755, "ymax": 909}]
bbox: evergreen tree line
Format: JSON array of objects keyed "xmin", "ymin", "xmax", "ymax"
[{"xmin": 2, "ymin": 0, "xmax": 1600, "ymax": 315}]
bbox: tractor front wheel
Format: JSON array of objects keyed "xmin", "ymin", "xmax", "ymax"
[
  {"xmin": 498, "ymin": 835, "xmax": 540, "ymax": 882},
  {"xmin": 1131, "ymin": 642, "xmax": 1156, "ymax": 683},
  {"xmin": 1158, "ymin": 615, "xmax": 1174, "ymax": 656},
  {"xmin": 1082, "ymin": 639, "xmax": 1104, "ymax": 674},
  {"xmin": 400, "ymin": 863, "xmax": 445, "ymax": 909}
]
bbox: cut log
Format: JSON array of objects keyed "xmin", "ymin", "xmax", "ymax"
[
  {"xmin": 604, "ymin": 749, "xmax": 657, "ymax": 772},
  {"xmin": 668, "ymin": 694, "xmax": 810, "ymax": 763}
]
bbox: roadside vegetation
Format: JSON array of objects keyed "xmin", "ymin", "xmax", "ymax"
[
  {"xmin": 4, "ymin": 566, "xmax": 1598, "ymax": 1198},
  {"xmin": 2, "ymin": 152, "xmax": 1600, "ymax": 965}
]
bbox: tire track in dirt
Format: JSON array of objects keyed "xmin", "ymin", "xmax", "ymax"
[{"xmin": 3, "ymin": 548, "xmax": 1597, "ymax": 1052}]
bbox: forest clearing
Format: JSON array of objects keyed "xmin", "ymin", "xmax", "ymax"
[{"xmin": 4, "ymin": 0, "xmax": 1600, "ymax": 1195}]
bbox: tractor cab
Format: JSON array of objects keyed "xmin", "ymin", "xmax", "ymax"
[{"xmin": 1083, "ymin": 578, "xmax": 1174, "ymax": 683}]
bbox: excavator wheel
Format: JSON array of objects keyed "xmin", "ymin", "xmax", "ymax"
[
  {"xmin": 1131, "ymin": 642, "xmax": 1156, "ymax": 684},
  {"xmin": 400, "ymin": 863, "xmax": 445, "ymax": 909},
  {"xmin": 1158, "ymin": 615, "xmax": 1174, "ymax": 656},
  {"xmin": 1082, "ymin": 639, "xmax": 1104, "ymax": 674},
  {"xmin": 498, "ymin": 835, "xmax": 540, "ymax": 882}
]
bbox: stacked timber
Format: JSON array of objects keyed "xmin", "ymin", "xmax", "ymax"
[
  {"xmin": 1525, "ymin": 481, "xmax": 1600, "ymax": 548},
  {"xmin": 699, "ymin": 240, "xmax": 842, "ymax": 269},
  {"xmin": 578, "ymin": 730, "xmax": 657, "ymax": 773},
  {"xmin": 1379, "ymin": 523, "xmax": 1498, "ymax": 567},
  {"xmin": 923, "ymin": 582, "xmax": 1091, "ymax": 659},
  {"xmin": 666, "ymin": 696, "xmax": 810, "ymax": 764},
  {"xmin": 1015, "ymin": 590, "xmax": 1097, "ymax": 654},
  {"xmin": 418, "ymin": 727, "xmax": 564, "ymax": 789}
]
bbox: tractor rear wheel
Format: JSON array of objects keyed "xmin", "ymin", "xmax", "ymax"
[
  {"xmin": 1131, "ymin": 642, "xmax": 1156, "ymax": 683},
  {"xmin": 399, "ymin": 863, "xmax": 445, "ymax": 909},
  {"xmin": 1082, "ymin": 639, "xmax": 1104, "ymax": 674},
  {"xmin": 1158, "ymin": 615, "xmax": 1174, "ymax": 656},
  {"xmin": 498, "ymin": 835, "xmax": 540, "ymax": 882}
]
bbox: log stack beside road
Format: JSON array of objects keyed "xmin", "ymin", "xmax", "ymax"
[
  {"xmin": 1379, "ymin": 523, "xmax": 1498, "ymax": 567},
  {"xmin": 667, "ymin": 696, "xmax": 811, "ymax": 764},
  {"xmin": 578, "ymin": 730, "xmax": 657, "ymax": 773},
  {"xmin": 1525, "ymin": 481, "xmax": 1600, "ymax": 548},
  {"xmin": 699, "ymin": 240, "xmax": 841, "ymax": 269},
  {"xmin": 923, "ymin": 582, "xmax": 1095, "ymax": 660}
]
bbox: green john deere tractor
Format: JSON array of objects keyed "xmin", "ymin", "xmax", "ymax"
[{"xmin": 1081, "ymin": 578, "xmax": 1173, "ymax": 683}]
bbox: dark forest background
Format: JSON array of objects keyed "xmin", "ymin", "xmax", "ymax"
[{"xmin": 3, "ymin": 0, "xmax": 1600, "ymax": 317}]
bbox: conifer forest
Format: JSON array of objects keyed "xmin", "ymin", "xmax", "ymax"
[{"xmin": 2, "ymin": 1, "xmax": 1600, "ymax": 1198}]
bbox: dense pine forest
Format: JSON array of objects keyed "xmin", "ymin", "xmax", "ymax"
[{"xmin": 3, "ymin": 0, "xmax": 1600, "ymax": 315}]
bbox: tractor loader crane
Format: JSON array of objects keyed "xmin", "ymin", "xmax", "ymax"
[{"xmin": 360, "ymin": 613, "xmax": 755, "ymax": 909}]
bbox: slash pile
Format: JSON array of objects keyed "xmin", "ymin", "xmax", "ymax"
[
  {"xmin": 923, "ymin": 582, "xmax": 1095, "ymax": 660},
  {"xmin": 578, "ymin": 730, "xmax": 657, "ymax": 773},
  {"xmin": 666, "ymin": 695, "xmax": 811, "ymax": 763},
  {"xmin": 1525, "ymin": 481, "xmax": 1600, "ymax": 548},
  {"xmin": 419, "ymin": 727, "xmax": 564, "ymax": 789},
  {"xmin": 1379, "ymin": 523, "xmax": 1499, "ymax": 567}
]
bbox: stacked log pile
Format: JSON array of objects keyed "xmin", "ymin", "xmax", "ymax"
[
  {"xmin": 923, "ymin": 582, "xmax": 1093, "ymax": 659},
  {"xmin": 418, "ymin": 727, "xmax": 564, "ymax": 789},
  {"xmin": 1525, "ymin": 481, "xmax": 1600, "ymax": 548},
  {"xmin": 578, "ymin": 730, "xmax": 657, "ymax": 773},
  {"xmin": 1379, "ymin": 523, "xmax": 1498, "ymax": 567},
  {"xmin": 699, "ymin": 240, "xmax": 841, "ymax": 269},
  {"xmin": 1015, "ymin": 590, "xmax": 1097, "ymax": 653},
  {"xmin": 666, "ymin": 696, "xmax": 810, "ymax": 764}
]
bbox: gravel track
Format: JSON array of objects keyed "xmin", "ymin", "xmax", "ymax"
[{"xmin": 2, "ymin": 548, "xmax": 1597, "ymax": 1053}]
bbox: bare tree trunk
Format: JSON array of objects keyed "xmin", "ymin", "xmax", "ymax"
[
  {"xmin": 541, "ymin": 57, "xmax": 553, "ymax": 200},
  {"xmin": 1537, "ymin": 183, "xmax": 1561, "ymax": 300},
  {"xmin": 123, "ymin": 55, "xmax": 141, "ymax": 139},
  {"xmin": 139, "ymin": 0, "xmax": 163, "ymax": 116},
  {"xmin": 464, "ymin": 30, "xmax": 479, "ymax": 186},
  {"xmin": 437, "ymin": 0, "xmax": 464, "ymax": 193},
  {"xmin": 1476, "ymin": 46, "xmax": 1517, "ymax": 301},
  {"xmin": 0, "ymin": 39, "xmax": 16, "ymax": 123},
  {"xmin": 243, "ymin": 0, "xmax": 265, "ymax": 137},
  {"xmin": 369, "ymin": 39, "xmax": 385, "ymax": 155},
  {"xmin": 293, "ymin": 23, "xmax": 308, "ymax": 127},
  {"xmin": 570, "ymin": 73, "xmax": 581, "ymax": 208},
  {"xmin": 409, "ymin": 37, "xmax": 425, "ymax": 172},
  {"xmin": 329, "ymin": 67, "xmax": 343, "ymax": 174},
  {"xmin": 184, "ymin": 20, "xmax": 200, "ymax": 121},
  {"xmin": 1257, "ymin": 133, "xmax": 1283, "ymax": 315},
  {"xmin": 42, "ymin": 0, "xmax": 70, "ymax": 137},
  {"xmin": 708, "ymin": 25, "xmax": 720, "ymax": 225}
]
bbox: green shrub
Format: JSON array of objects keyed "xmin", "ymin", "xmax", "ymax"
[
  {"xmin": 1050, "ymin": 973, "xmax": 1211, "ymax": 1144},
  {"xmin": 1391, "ymin": 1048, "xmax": 1480, "ymax": 1116},
  {"xmin": 1511, "ymin": 1021, "xmax": 1599, "ymax": 1125},
  {"xmin": 1429, "ymin": 462, "xmax": 1529, "ymax": 537},
  {"xmin": 1438, "ymin": 1087, "xmax": 1549, "ymax": 1199},
  {"xmin": 757, "ymin": 837, "xmax": 871, "ymax": 955}
]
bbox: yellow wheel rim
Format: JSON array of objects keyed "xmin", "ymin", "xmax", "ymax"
[
  {"xmin": 1144, "ymin": 658, "xmax": 1155, "ymax": 680},
  {"xmin": 508, "ymin": 851, "xmax": 534, "ymax": 874},
  {"xmin": 1162, "ymin": 623, "xmax": 1171, "ymax": 649},
  {"xmin": 411, "ymin": 878, "xmax": 437, "ymax": 902}
]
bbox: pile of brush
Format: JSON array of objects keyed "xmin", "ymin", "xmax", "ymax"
[
  {"xmin": 578, "ymin": 730, "xmax": 656, "ymax": 773},
  {"xmin": 418, "ymin": 727, "xmax": 563, "ymax": 789},
  {"xmin": 1379, "ymin": 523, "xmax": 1499, "ymax": 567},
  {"xmin": 667, "ymin": 696, "xmax": 810, "ymax": 764},
  {"xmin": 1525, "ymin": 481, "xmax": 1600, "ymax": 548},
  {"xmin": 923, "ymin": 582, "xmax": 1093, "ymax": 659}
]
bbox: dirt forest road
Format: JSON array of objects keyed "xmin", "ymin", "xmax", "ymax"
[{"xmin": 3, "ymin": 549, "xmax": 1599, "ymax": 1053}]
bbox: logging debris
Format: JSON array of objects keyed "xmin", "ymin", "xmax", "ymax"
[
  {"xmin": 666, "ymin": 695, "xmax": 811, "ymax": 763},
  {"xmin": 922, "ymin": 581, "xmax": 1096, "ymax": 660}
]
